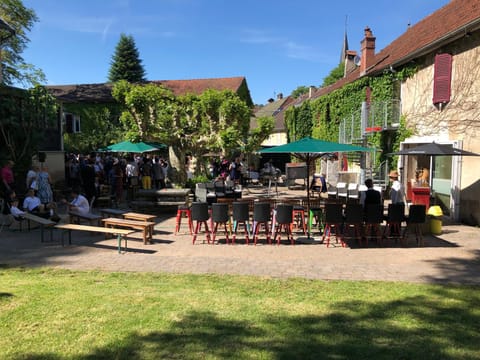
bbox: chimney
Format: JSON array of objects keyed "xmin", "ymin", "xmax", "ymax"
[
  {"xmin": 360, "ymin": 27, "xmax": 376, "ymax": 76},
  {"xmin": 276, "ymin": 93, "xmax": 283, "ymax": 100},
  {"xmin": 309, "ymin": 86, "xmax": 316, "ymax": 98}
]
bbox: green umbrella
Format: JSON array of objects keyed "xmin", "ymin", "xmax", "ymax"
[
  {"xmin": 258, "ymin": 137, "xmax": 372, "ymax": 239},
  {"xmin": 104, "ymin": 141, "xmax": 166, "ymax": 153}
]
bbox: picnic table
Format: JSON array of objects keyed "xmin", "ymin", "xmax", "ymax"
[{"xmin": 102, "ymin": 217, "xmax": 155, "ymax": 244}]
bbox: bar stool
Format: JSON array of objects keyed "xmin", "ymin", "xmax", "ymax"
[
  {"xmin": 403, "ymin": 204, "xmax": 426, "ymax": 246},
  {"xmin": 273, "ymin": 204, "xmax": 294, "ymax": 245},
  {"xmin": 191, "ymin": 202, "xmax": 211, "ymax": 244},
  {"xmin": 175, "ymin": 204, "xmax": 193, "ymax": 235},
  {"xmin": 253, "ymin": 202, "xmax": 272, "ymax": 245},
  {"xmin": 383, "ymin": 203, "xmax": 405, "ymax": 245},
  {"xmin": 364, "ymin": 204, "xmax": 384, "ymax": 246},
  {"xmin": 291, "ymin": 201, "xmax": 307, "ymax": 235},
  {"xmin": 322, "ymin": 203, "xmax": 345, "ymax": 247},
  {"xmin": 232, "ymin": 201, "xmax": 251, "ymax": 244},
  {"xmin": 211, "ymin": 203, "xmax": 231, "ymax": 244},
  {"xmin": 344, "ymin": 203, "xmax": 364, "ymax": 245}
]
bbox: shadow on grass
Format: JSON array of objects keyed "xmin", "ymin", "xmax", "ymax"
[
  {"xmin": 21, "ymin": 288, "xmax": 480, "ymax": 359},
  {"xmin": 0, "ymin": 292, "xmax": 13, "ymax": 299}
]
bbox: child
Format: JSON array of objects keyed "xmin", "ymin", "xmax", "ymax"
[{"xmin": 10, "ymin": 199, "xmax": 25, "ymax": 220}]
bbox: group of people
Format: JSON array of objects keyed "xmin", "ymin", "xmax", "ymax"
[
  {"xmin": 65, "ymin": 152, "xmax": 170, "ymax": 205},
  {"xmin": 208, "ymin": 156, "xmax": 245, "ymax": 184}
]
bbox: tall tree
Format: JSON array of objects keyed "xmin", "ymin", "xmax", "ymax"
[
  {"xmin": 108, "ymin": 33, "xmax": 146, "ymax": 83},
  {"xmin": 0, "ymin": 0, "xmax": 45, "ymax": 86}
]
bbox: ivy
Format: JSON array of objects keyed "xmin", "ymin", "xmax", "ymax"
[{"xmin": 286, "ymin": 63, "xmax": 418, "ymax": 168}]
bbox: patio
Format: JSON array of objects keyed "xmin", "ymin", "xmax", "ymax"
[{"xmin": 1, "ymin": 185, "xmax": 479, "ymax": 285}]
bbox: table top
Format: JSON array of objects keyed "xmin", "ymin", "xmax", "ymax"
[
  {"xmin": 56, "ymin": 223, "xmax": 133, "ymax": 235},
  {"xmin": 99, "ymin": 208, "xmax": 127, "ymax": 216},
  {"xmin": 102, "ymin": 217, "xmax": 155, "ymax": 226},
  {"xmin": 136, "ymin": 188, "xmax": 191, "ymax": 197},
  {"xmin": 122, "ymin": 212, "xmax": 156, "ymax": 221}
]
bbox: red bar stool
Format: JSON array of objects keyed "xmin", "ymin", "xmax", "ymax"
[
  {"xmin": 175, "ymin": 204, "xmax": 193, "ymax": 235},
  {"xmin": 291, "ymin": 202, "xmax": 307, "ymax": 235}
]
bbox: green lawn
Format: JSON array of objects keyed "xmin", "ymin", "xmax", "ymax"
[{"xmin": 1, "ymin": 267, "xmax": 479, "ymax": 359}]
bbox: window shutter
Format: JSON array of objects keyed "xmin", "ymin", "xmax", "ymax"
[{"xmin": 433, "ymin": 53, "xmax": 452, "ymax": 104}]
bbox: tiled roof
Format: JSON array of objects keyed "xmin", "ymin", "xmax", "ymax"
[
  {"xmin": 308, "ymin": 0, "xmax": 480, "ymax": 100},
  {"xmin": 46, "ymin": 76, "xmax": 248, "ymax": 103},
  {"xmin": 150, "ymin": 77, "xmax": 246, "ymax": 96},
  {"xmin": 368, "ymin": 0, "xmax": 480, "ymax": 73}
]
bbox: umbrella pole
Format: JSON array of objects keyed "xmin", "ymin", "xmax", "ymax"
[{"xmin": 307, "ymin": 154, "xmax": 311, "ymax": 239}]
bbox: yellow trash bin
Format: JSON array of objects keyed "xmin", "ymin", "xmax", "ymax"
[
  {"xmin": 427, "ymin": 206, "xmax": 443, "ymax": 235},
  {"xmin": 430, "ymin": 218, "xmax": 442, "ymax": 235}
]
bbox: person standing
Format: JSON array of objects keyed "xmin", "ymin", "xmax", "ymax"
[
  {"xmin": 36, "ymin": 165, "xmax": 54, "ymax": 206},
  {"xmin": 141, "ymin": 157, "xmax": 152, "ymax": 189},
  {"xmin": 1, "ymin": 160, "xmax": 15, "ymax": 196},
  {"xmin": 152, "ymin": 157, "xmax": 165, "ymax": 189},
  {"xmin": 389, "ymin": 170, "xmax": 406, "ymax": 205},
  {"xmin": 361, "ymin": 178, "xmax": 382, "ymax": 208}
]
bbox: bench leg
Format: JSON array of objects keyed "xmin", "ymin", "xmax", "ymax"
[{"xmin": 117, "ymin": 233, "xmax": 122, "ymax": 254}]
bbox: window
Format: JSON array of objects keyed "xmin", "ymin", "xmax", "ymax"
[
  {"xmin": 432, "ymin": 53, "xmax": 452, "ymax": 105},
  {"xmin": 65, "ymin": 113, "xmax": 81, "ymax": 133}
]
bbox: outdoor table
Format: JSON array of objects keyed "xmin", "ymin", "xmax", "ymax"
[{"xmin": 122, "ymin": 212, "xmax": 156, "ymax": 240}]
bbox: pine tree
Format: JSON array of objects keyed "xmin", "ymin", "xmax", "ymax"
[{"xmin": 108, "ymin": 33, "xmax": 146, "ymax": 83}]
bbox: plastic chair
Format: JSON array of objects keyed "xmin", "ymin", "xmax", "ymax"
[
  {"xmin": 253, "ymin": 202, "xmax": 272, "ymax": 245},
  {"xmin": 382, "ymin": 203, "xmax": 405, "ymax": 245},
  {"xmin": 344, "ymin": 203, "xmax": 364, "ymax": 245},
  {"xmin": 321, "ymin": 203, "xmax": 345, "ymax": 247},
  {"xmin": 272, "ymin": 204, "xmax": 294, "ymax": 245},
  {"xmin": 175, "ymin": 204, "xmax": 193, "ymax": 235},
  {"xmin": 403, "ymin": 204, "xmax": 426, "ymax": 246},
  {"xmin": 232, "ymin": 202, "xmax": 251, "ymax": 244},
  {"xmin": 191, "ymin": 202, "xmax": 211, "ymax": 244},
  {"xmin": 211, "ymin": 203, "xmax": 231, "ymax": 244},
  {"xmin": 364, "ymin": 204, "xmax": 384, "ymax": 246},
  {"xmin": 308, "ymin": 198, "xmax": 324, "ymax": 235}
]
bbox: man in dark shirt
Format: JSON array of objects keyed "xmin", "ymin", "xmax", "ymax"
[{"xmin": 363, "ymin": 178, "xmax": 381, "ymax": 208}]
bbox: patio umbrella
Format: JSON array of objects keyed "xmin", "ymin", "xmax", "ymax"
[
  {"xmin": 258, "ymin": 137, "xmax": 372, "ymax": 238},
  {"xmin": 389, "ymin": 142, "xmax": 480, "ymax": 156},
  {"xmin": 103, "ymin": 141, "xmax": 166, "ymax": 153}
]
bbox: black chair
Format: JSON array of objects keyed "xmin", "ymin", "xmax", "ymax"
[
  {"xmin": 191, "ymin": 202, "xmax": 211, "ymax": 244},
  {"xmin": 211, "ymin": 203, "xmax": 230, "ymax": 244},
  {"xmin": 232, "ymin": 201, "xmax": 250, "ymax": 244},
  {"xmin": 273, "ymin": 204, "xmax": 294, "ymax": 245},
  {"xmin": 364, "ymin": 204, "xmax": 384, "ymax": 246},
  {"xmin": 344, "ymin": 203, "xmax": 364, "ymax": 244},
  {"xmin": 403, "ymin": 204, "xmax": 426, "ymax": 246},
  {"xmin": 383, "ymin": 203, "xmax": 405, "ymax": 245},
  {"xmin": 321, "ymin": 203, "xmax": 345, "ymax": 247},
  {"xmin": 253, "ymin": 202, "xmax": 272, "ymax": 245}
]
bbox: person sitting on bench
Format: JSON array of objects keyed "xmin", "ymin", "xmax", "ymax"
[
  {"xmin": 68, "ymin": 188, "xmax": 90, "ymax": 215},
  {"xmin": 10, "ymin": 198, "xmax": 26, "ymax": 220},
  {"xmin": 23, "ymin": 188, "xmax": 46, "ymax": 214}
]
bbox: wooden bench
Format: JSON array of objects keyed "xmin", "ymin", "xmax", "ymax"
[
  {"xmin": 99, "ymin": 208, "xmax": 127, "ymax": 218},
  {"xmin": 55, "ymin": 223, "xmax": 133, "ymax": 253},
  {"xmin": 102, "ymin": 217, "xmax": 155, "ymax": 244},
  {"xmin": 23, "ymin": 213, "xmax": 56, "ymax": 242},
  {"xmin": 69, "ymin": 211, "xmax": 102, "ymax": 226}
]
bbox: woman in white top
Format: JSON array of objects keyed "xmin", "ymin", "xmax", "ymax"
[{"xmin": 69, "ymin": 189, "xmax": 90, "ymax": 215}]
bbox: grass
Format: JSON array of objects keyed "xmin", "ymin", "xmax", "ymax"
[{"xmin": 1, "ymin": 267, "xmax": 479, "ymax": 359}]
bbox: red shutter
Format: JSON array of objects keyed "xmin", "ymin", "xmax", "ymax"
[{"xmin": 433, "ymin": 53, "xmax": 452, "ymax": 104}]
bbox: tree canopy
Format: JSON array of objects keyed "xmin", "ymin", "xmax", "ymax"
[
  {"xmin": 112, "ymin": 81, "xmax": 273, "ymax": 183},
  {"xmin": 108, "ymin": 33, "xmax": 146, "ymax": 83},
  {"xmin": 0, "ymin": 0, "xmax": 45, "ymax": 86}
]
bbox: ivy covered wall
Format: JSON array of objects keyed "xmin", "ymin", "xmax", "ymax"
[{"xmin": 62, "ymin": 102, "xmax": 124, "ymax": 154}]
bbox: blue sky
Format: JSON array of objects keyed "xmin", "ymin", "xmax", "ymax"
[{"xmin": 22, "ymin": 0, "xmax": 449, "ymax": 104}]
